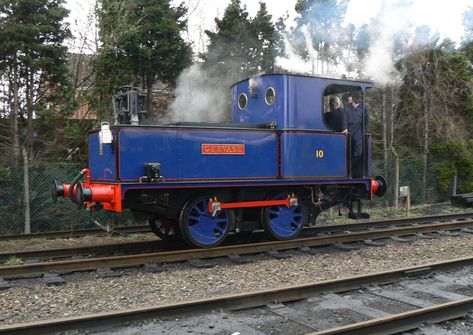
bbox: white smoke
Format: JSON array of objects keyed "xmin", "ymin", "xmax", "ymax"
[
  {"xmin": 275, "ymin": 33, "xmax": 312, "ymax": 74},
  {"xmin": 275, "ymin": 25, "xmax": 340, "ymax": 76},
  {"xmin": 249, "ymin": 74, "xmax": 264, "ymax": 96},
  {"xmin": 275, "ymin": 0, "xmax": 470, "ymax": 85},
  {"xmin": 356, "ymin": 0, "xmax": 469, "ymax": 84},
  {"xmin": 168, "ymin": 0, "xmax": 471, "ymax": 122},
  {"xmin": 169, "ymin": 64, "xmax": 227, "ymax": 122},
  {"xmin": 363, "ymin": 2, "xmax": 411, "ymax": 85}
]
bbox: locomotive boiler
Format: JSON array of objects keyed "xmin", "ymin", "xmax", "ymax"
[{"xmin": 52, "ymin": 74, "xmax": 387, "ymax": 248}]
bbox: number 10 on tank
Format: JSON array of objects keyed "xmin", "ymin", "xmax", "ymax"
[{"xmin": 315, "ymin": 149, "xmax": 325, "ymax": 158}]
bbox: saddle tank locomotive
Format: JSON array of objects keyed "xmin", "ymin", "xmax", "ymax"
[{"xmin": 52, "ymin": 74, "xmax": 387, "ymax": 248}]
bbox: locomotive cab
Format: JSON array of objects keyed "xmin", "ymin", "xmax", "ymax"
[
  {"xmin": 53, "ymin": 74, "xmax": 387, "ymax": 248},
  {"xmin": 232, "ymin": 74, "xmax": 373, "ymax": 179}
]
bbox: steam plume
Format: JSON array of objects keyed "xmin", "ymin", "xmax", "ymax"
[
  {"xmin": 168, "ymin": 64, "xmax": 228, "ymax": 122},
  {"xmin": 276, "ymin": 0, "xmax": 470, "ymax": 85}
]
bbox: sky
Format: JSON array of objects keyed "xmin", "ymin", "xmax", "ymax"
[
  {"xmin": 178, "ymin": 0, "xmax": 299, "ymax": 54},
  {"xmin": 64, "ymin": 0, "xmax": 471, "ymax": 54},
  {"xmin": 179, "ymin": 0, "xmax": 470, "ymax": 54},
  {"xmin": 345, "ymin": 0, "xmax": 470, "ymax": 41},
  {"xmin": 61, "ymin": 0, "xmax": 473, "ymax": 120},
  {"xmin": 63, "ymin": 0, "xmax": 300, "ymax": 54}
]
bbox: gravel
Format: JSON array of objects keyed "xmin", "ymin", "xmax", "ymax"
[
  {"xmin": 0, "ymin": 234, "xmax": 156, "ymax": 253},
  {"xmin": 2, "ymin": 230, "xmax": 473, "ymax": 325},
  {"xmin": 1, "ymin": 202, "xmax": 468, "ymax": 254}
]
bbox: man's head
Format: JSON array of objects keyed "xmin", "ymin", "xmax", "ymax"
[
  {"xmin": 329, "ymin": 97, "xmax": 341, "ymax": 111},
  {"xmin": 350, "ymin": 91, "xmax": 361, "ymax": 104},
  {"xmin": 342, "ymin": 93, "xmax": 352, "ymax": 105}
]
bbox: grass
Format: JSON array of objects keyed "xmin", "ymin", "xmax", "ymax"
[
  {"xmin": 5, "ymin": 255, "xmax": 24, "ymax": 266},
  {"xmin": 317, "ymin": 202, "xmax": 473, "ymax": 225}
]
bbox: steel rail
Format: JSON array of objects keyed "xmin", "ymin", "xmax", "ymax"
[
  {"xmin": 1, "ymin": 219, "xmax": 473, "ymax": 278},
  {"xmin": 1, "ymin": 256, "xmax": 473, "ymax": 335},
  {"xmin": 1, "ymin": 212, "xmax": 471, "ymax": 263},
  {"xmin": 0, "ymin": 225, "xmax": 150, "ymax": 241},
  {"xmin": 0, "ymin": 240, "xmax": 167, "ymax": 262},
  {"xmin": 314, "ymin": 211, "xmax": 473, "ymax": 233},
  {"xmin": 307, "ymin": 297, "xmax": 473, "ymax": 335},
  {"xmin": 0, "ymin": 212, "xmax": 471, "ymax": 242}
]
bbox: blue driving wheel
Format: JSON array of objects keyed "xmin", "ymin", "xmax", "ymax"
[
  {"xmin": 179, "ymin": 196, "xmax": 233, "ymax": 248},
  {"xmin": 261, "ymin": 193, "xmax": 305, "ymax": 240}
]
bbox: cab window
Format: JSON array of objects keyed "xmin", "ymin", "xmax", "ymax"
[{"xmin": 323, "ymin": 84, "xmax": 360, "ymax": 132}]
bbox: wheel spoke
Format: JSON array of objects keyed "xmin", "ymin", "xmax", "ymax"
[
  {"xmin": 214, "ymin": 226, "xmax": 225, "ymax": 234},
  {"xmin": 196, "ymin": 201, "xmax": 208, "ymax": 215},
  {"xmin": 189, "ymin": 213, "xmax": 200, "ymax": 221},
  {"xmin": 181, "ymin": 196, "xmax": 231, "ymax": 248},
  {"xmin": 149, "ymin": 218, "xmax": 180, "ymax": 241},
  {"xmin": 263, "ymin": 193, "xmax": 304, "ymax": 240}
]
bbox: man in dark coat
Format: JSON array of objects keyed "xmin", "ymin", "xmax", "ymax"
[
  {"xmin": 346, "ymin": 91, "xmax": 368, "ymax": 177},
  {"xmin": 326, "ymin": 97, "xmax": 348, "ymax": 134}
]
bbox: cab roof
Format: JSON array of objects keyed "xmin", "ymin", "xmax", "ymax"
[{"xmin": 231, "ymin": 73, "xmax": 375, "ymax": 89}]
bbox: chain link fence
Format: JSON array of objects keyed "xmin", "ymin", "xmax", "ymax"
[
  {"xmin": 0, "ymin": 160, "xmax": 466, "ymax": 235},
  {"xmin": 0, "ymin": 163, "xmax": 132, "ymax": 235},
  {"xmin": 372, "ymin": 159, "xmax": 441, "ymax": 206}
]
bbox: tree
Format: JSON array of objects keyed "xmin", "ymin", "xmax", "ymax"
[
  {"xmin": 194, "ymin": 0, "xmax": 279, "ymax": 121},
  {"xmin": 464, "ymin": 5, "xmax": 473, "ymax": 42},
  {"xmin": 395, "ymin": 44, "xmax": 473, "ymax": 201},
  {"xmin": 0, "ymin": 0, "xmax": 72, "ymax": 232},
  {"xmin": 0, "ymin": 0, "xmax": 72, "ymax": 163},
  {"xmin": 204, "ymin": 1, "xmax": 279, "ymax": 79},
  {"xmin": 430, "ymin": 140, "xmax": 473, "ymax": 195},
  {"xmin": 293, "ymin": 0, "xmax": 350, "ymax": 75},
  {"xmin": 274, "ymin": 14, "xmax": 288, "ymax": 59},
  {"xmin": 249, "ymin": 2, "xmax": 278, "ymax": 73},
  {"xmin": 92, "ymin": 0, "xmax": 192, "ymax": 120},
  {"xmin": 204, "ymin": 0, "xmax": 252, "ymax": 83}
]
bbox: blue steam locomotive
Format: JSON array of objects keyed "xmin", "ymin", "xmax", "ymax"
[{"xmin": 53, "ymin": 74, "xmax": 386, "ymax": 248}]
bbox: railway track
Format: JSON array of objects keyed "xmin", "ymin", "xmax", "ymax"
[
  {"xmin": 2, "ymin": 256, "xmax": 473, "ymax": 334},
  {"xmin": 0, "ymin": 224, "xmax": 150, "ymax": 242},
  {"xmin": 1, "ymin": 212, "xmax": 472, "ymax": 263},
  {"xmin": 1, "ymin": 213, "xmax": 473, "ymax": 279},
  {"xmin": 0, "ymin": 212, "xmax": 470, "ymax": 243}
]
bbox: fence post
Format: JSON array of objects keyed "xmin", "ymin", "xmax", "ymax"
[
  {"xmin": 452, "ymin": 171, "xmax": 457, "ymax": 196},
  {"xmin": 22, "ymin": 147, "xmax": 31, "ymax": 234},
  {"xmin": 399, "ymin": 185, "xmax": 410, "ymax": 217},
  {"xmin": 394, "ymin": 157, "xmax": 400, "ymax": 208}
]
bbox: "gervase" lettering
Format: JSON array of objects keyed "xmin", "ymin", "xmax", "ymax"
[{"xmin": 201, "ymin": 144, "xmax": 246, "ymax": 155}]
